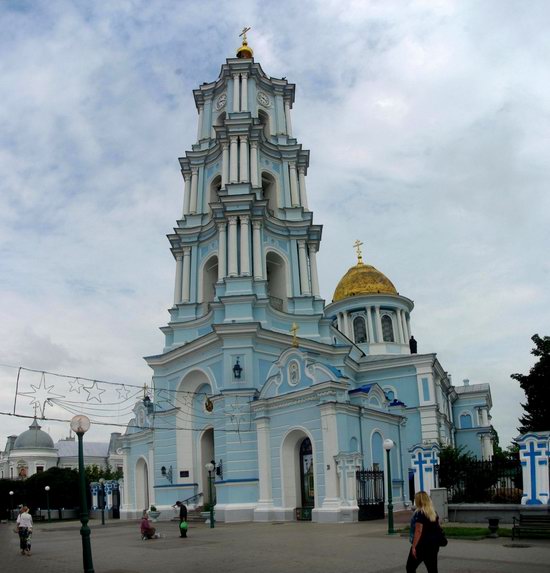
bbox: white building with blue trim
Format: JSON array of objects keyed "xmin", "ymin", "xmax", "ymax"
[{"xmin": 120, "ymin": 37, "xmax": 494, "ymax": 523}]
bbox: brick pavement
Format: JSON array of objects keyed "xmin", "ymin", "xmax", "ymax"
[{"xmin": 1, "ymin": 517, "xmax": 549, "ymax": 573}]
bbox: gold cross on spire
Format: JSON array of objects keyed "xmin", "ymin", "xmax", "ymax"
[
  {"xmin": 239, "ymin": 26, "xmax": 251, "ymax": 42},
  {"xmin": 353, "ymin": 239, "xmax": 364, "ymax": 264},
  {"xmin": 290, "ymin": 322, "xmax": 299, "ymax": 347}
]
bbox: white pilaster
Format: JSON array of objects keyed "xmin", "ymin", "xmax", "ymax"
[
  {"xmin": 239, "ymin": 135, "xmax": 249, "ymax": 183},
  {"xmin": 173, "ymin": 255, "xmax": 183, "ymax": 304},
  {"xmin": 406, "ymin": 313, "xmax": 412, "ymax": 339},
  {"xmin": 366, "ymin": 306, "xmax": 374, "ymax": 342},
  {"xmin": 240, "ymin": 215, "xmax": 250, "ymax": 276},
  {"xmin": 197, "ymin": 105, "xmax": 204, "ymax": 141},
  {"xmin": 189, "ymin": 167, "xmax": 199, "ymax": 214},
  {"xmin": 481, "ymin": 408, "xmax": 489, "ymax": 426},
  {"xmin": 250, "ymin": 141, "xmax": 259, "ymax": 187},
  {"xmin": 232, "ymin": 73, "xmax": 240, "ymax": 112},
  {"xmin": 255, "ymin": 417, "xmax": 274, "ymax": 507},
  {"xmin": 181, "ymin": 247, "xmax": 191, "ymax": 303},
  {"xmin": 284, "ymin": 100, "xmax": 293, "ymax": 137},
  {"xmin": 182, "ymin": 172, "xmax": 191, "ymax": 217},
  {"xmin": 229, "ymin": 136, "xmax": 239, "ymax": 183},
  {"xmin": 241, "ymin": 72, "xmax": 248, "ymax": 112},
  {"xmin": 221, "ymin": 143, "xmax": 229, "ymax": 188},
  {"xmin": 396, "ymin": 310, "xmax": 405, "ymax": 344},
  {"xmin": 227, "ymin": 216, "xmax": 238, "ymax": 276},
  {"xmin": 297, "ymin": 240, "xmax": 310, "ymax": 295},
  {"xmin": 298, "ymin": 167, "xmax": 309, "ymax": 210},
  {"xmin": 253, "ymin": 220, "xmax": 263, "ymax": 279},
  {"xmin": 308, "ymin": 242, "xmax": 320, "ymax": 297},
  {"xmin": 218, "ymin": 222, "xmax": 227, "ymax": 281},
  {"xmin": 289, "ymin": 162, "xmax": 300, "ymax": 207},
  {"xmin": 319, "ymin": 403, "xmax": 340, "ymax": 507},
  {"xmin": 343, "ymin": 312, "xmax": 350, "ymax": 338},
  {"xmin": 375, "ymin": 306, "xmax": 383, "ymax": 343}
]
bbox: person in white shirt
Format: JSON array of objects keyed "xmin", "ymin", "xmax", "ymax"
[{"xmin": 16, "ymin": 506, "xmax": 33, "ymax": 556}]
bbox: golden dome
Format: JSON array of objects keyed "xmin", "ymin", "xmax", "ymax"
[
  {"xmin": 333, "ymin": 261, "xmax": 398, "ymax": 302},
  {"xmin": 236, "ymin": 27, "xmax": 253, "ymax": 59}
]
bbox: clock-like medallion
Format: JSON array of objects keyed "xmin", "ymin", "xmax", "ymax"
[
  {"xmin": 216, "ymin": 93, "xmax": 227, "ymax": 111},
  {"xmin": 257, "ymin": 91, "xmax": 271, "ymax": 108}
]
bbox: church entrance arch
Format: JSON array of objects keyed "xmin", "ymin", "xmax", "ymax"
[
  {"xmin": 135, "ymin": 457, "xmax": 149, "ymax": 512},
  {"xmin": 281, "ymin": 429, "xmax": 315, "ymax": 520},
  {"xmin": 200, "ymin": 427, "xmax": 215, "ymax": 504}
]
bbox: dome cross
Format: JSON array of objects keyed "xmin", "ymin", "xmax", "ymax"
[{"xmin": 353, "ymin": 239, "xmax": 364, "ymax": 265}]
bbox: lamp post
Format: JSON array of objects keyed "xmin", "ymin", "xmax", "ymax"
[
  {"xmin": 70, "ymin": 415, "xmax": 94, "ymax": 573},
  {"xmin": 98, "ymin": 478, "xmax": 105, "ymax": 526},
  {"xmin": 205, "ymin": 461, "xmax": 215, "ymax": 529},
  {"xmin": 383, "ymin": 438, "xmax": 396, "ymax": 535},
  {"xmin": 9, "ymin": 490, "xmax": 14, "ymax": 521},
  {"xmin": 45, "ymin": 486, "xmax": 51, "ymax": 522}
]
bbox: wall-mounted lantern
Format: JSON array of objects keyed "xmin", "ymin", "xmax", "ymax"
[{"xmin": 232, "ymin": 358, "xmax": 243, "ymax": 379}]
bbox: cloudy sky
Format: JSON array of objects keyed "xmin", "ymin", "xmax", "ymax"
[{"xmin": 1, "ymin": 0, "xmax": 548, "ymax": 449}]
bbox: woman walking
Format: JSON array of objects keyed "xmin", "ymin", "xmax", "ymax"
[
  {"xmin": 16, "ymin": 506, "xmax": 33, "ymax": 556},
  {"xmin": 407, "ymin": 491, "xmax": 441, "ymax": 573}
]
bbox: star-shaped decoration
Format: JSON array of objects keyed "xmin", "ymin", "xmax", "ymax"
[
  {"xmin": 116, "ymin": 385, "xmax": 131, "ymax": 400},
  {"xmin": 19, "ymin": 373, "xmax": 64, "ymax": 417},
  {"xmin": 68, "ymin": 378, "xmax": 84, "ymax": 394},
  {"xmin": 83, "ymin": 381, "xmax": 106, "ymax": 403}
]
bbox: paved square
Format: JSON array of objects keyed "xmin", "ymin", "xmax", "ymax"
[{"xmin": 2, "ymin": 519, "xmax": 549, "ymax": 573}]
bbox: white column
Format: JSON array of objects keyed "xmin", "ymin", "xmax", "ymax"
[
  {"xmin": 297, "ymin": 240, "xmax": 310, "ymax": 295},
  {"xmin": 343, "ymin": 312, "xmax": 350, "ymax": 338},
  {"xmin": 400, "ymin": 310, "xmax": 408, "ymax": 343},
  {"xmin": 182, "ymin": 173, "xmax": 191, "ymax": 216},
  {"xmin": 255, "ymin": 417, "xmax": 274, "ymax": 508},
  {"xmin": 250, "ymin": 141, "xmax": 259, "ymax": 187},
  {"xmin": 239, "ymin": 135, "xmax": 249, "ymax": 183},
  {"xmin": 221, "ymin": 143, "xmax": 229, "ymax": 188},
  {"xmin": 229, "ymin": 136, "xmax": 239, "ymax": 183},
  {"xmin": 227, "ymin": 216, "xmax": 238, "ymax": 276},
  {"xmin": 253, "ymin": 220, "xmax": 263, "ymax": 279},
  {"xmin": 240, "ymin": 215, "xmax": 250, "ymax": 276},
  {"xmin": 217, "ymin": 222, "xmax": 227, "ymax": 281},
  {"xmin": 241, "ymin": 72, "xmax": 248, "ymax": 112},
  {"xmin": 289, "ymin": 162, "xmax": 300, "ymax": 207},
  {"xmin": 481, "ymin": 408, "xmax": 489, "ymax": 426},
  {"xmin": 189, "ymin": 167, "xmax": 199, "ymax": 214},
  {"xmin": 336, "ymin": 313, "xmax": 342, "ymax": 332},
  {"xmin": 308, "ymin": 242, "xmax": 320, "ymax": 297},
  {"xmin": 284, "ymin": 100, "xmax": 293, "ymax": 136},
  {"xmin": 366, "ymin": 306, "xmax": 375, "ymax": 342},
  {"xmin": 319, "ymin": 403, "xmax": 340, "ymax": 507},
  {"xmin": 298, "ymin": 167, "xmax": 309, "ymax": 210},
  {"xmin": 406, "ymin": 313, "xmax": 412, "ymax": 340},
  {"xmin": 173, "ymin": 255, "xmax": 183, "ymax": 304},
  {"xmin": 197, "ymin": 105, "xmax": 204, "ymax": 140},
  {"xmin": 396, "ymin": 310, "xmax": 405, "ymax": 344},
  {"xmin": 181, "ymin": 247, "xmax": 191, "ymax": 302},
  {"xmin": 375, "ymin": 306, "xmax": 383, "ymax": 343},
  {"xmin": 232, "ymin": 73, "xmax": 240, "ymax": 112}
]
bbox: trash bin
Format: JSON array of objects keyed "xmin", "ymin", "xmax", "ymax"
[{"xmin": 487, "ymin": 517, "xmax": 500, "ymax": 538}]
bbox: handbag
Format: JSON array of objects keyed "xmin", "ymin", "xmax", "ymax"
[
  {"xmin": 436, "ymin": 524, "xmax": 448, "ymax": 547},
  {"xmin": 179, "ymin": 520, "xmax": 188, "ymax": 531}
]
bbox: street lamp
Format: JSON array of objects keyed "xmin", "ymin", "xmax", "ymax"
[
  {"xmin": 9, "ymin": 490, "xmax": 14, "ymax": 521},
  {"xmin": 70, "ymin": 414, "xmax": 95, "ymax": 573},
  {"xmin": 383, "ymin": 438, "xmax": 396, "ymax": 535},
  {"xmin": 98, "ymin": 478, "xmax": 105, "ymax": 526},
  {"xmin": 205, "ymin": 460, "xmax": 215, "ymax": 529},
  {"xmin": 45, "ymin": 486, "xmax": 51, "ymax": 522}
]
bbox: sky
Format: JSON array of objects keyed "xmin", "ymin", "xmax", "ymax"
[{"xmin": 0, "ymin": 0, "xmax": 549, "ymax": 449}]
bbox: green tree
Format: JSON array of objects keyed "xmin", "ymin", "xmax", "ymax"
[{"xmin": 511, "ymin": 334, "xmax": 550, "ymax": 433}]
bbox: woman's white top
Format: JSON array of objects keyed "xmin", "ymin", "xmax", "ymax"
[{"xmin": 17, "ymin": 512, "xmax": 33, "ymax": 528}]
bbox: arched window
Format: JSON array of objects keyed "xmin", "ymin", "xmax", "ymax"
[
  {"xmin": 353, "ymin": 316, "xmax": 367, "ymax": 343},
  {"xmin": 372, "ymin": 432, "xmax": 383, "ymax": 470},
  {"xmin": 208, "ymin": 175, "xmax": 222, "ymax": 213},
  {"xmin": 385, "ymin": 389, "xmax": 395, "ymax": 401},
  {"xmin": 201, "ymin": 255, "xmax": 218, "ymax": 306},
  {"xmin": 266, "ymin": 251, "xmax": 287, "ymax": 311},
  {"xmin": 261, "ymin": 172, "xmax": 278, "ymax": 215},
  {"xmin": 460, "ymin": 413, "xmax": 473, "ymax": 429},
  {"xmin": 212, "ymin": 112, "xmax": 226, "ymax": 139},
  {"xmin": 258, "ymin": 109, "xmax": 270, "ymax": 139},
  {"xmin": 381, "ymin": 315, "xmax": 394, "ymax": 342}
]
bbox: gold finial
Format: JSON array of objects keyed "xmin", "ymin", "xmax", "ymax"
[
  {"xmin": 290, "ymin": 323, "xmax": 299, "ymax": 347},
  {"xmin": 353, "ymin": 239, "xmax": 364, "ymax": 265},
  {"xmin": 143, "ymin": 383, "xmax": 148, "ymax": 399},
  {"xmin": 236, "ymin": 27, "xmax": 254, "ymax": 59}
]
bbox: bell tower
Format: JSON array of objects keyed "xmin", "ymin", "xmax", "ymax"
[{"xmin": 165, "ymin": 32, "xmax": 328, "ymax": 349}]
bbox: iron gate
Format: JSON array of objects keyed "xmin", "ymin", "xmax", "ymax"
[{"xmin": 356, "ymin": 469, "xmax": 385, "ymax": 520}]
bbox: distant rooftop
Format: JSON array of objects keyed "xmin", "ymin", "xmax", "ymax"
[
  {"xmin": 455, "ymin": 383, "xmax": 490, "ymax": 394},
  {"xmin": 55, "ymin": 441, "xmax": 110, "ymax": 458}
]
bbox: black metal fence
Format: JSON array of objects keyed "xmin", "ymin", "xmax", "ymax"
[
  {"xmin": 356, "ymin": 469, "xmax": 385, "ymax": 520},
  {"xmin": 435, "ymin": 459, "xmax": 523, "ymax": 503}
]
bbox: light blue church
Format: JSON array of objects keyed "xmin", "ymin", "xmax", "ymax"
[{"xmin": 120, "ymin": 35, "xmax": 494, "ymax": 523}]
